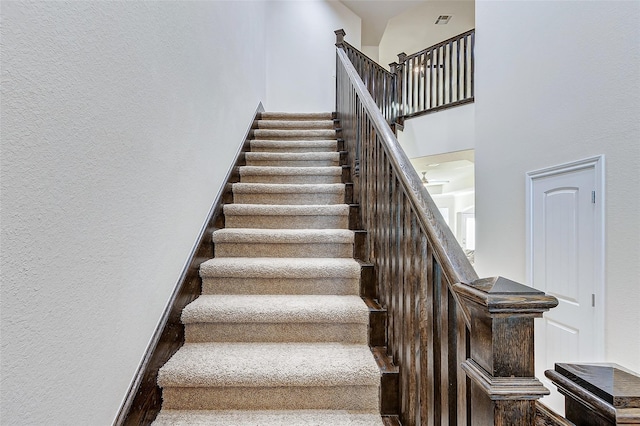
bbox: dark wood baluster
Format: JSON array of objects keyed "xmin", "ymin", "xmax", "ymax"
[
  {"xmin": 388, "ymin": 173, "xmax": 397, "ymax": 362},
  {"xmin": 433, "ymin": 258, "xmax": 444, "ymax": 422},
  {"xmin": 373, "ymin": 145, "xmax": 382, "ymax": 285},
  {"xmin": 410, "ymin": 215, "xmax": 421, "ymax": 426},
  {"xmin": 407, "ymin": 57, "xmax": 412, "ymax": 115},
  {"xmin": 447, "ymin": 281, "xmax": 458, "ymax": 424},
  {"xmin": 435, "ymin": 48, "xmax": 440, "ymax": 108},
  {"xmin": 456, "ymin": 38, "xmax": 461, "ymax": 102},
  {"xmin": 423, "ymin": 52, "xmax": 428, "ymax": 111},
  {"xmin": 405, "ymin": 203, "xmax": 417, "ymax": 425},
  {"xmin": 398, "ymin": 191, "xmax": 408, "ymax": 424},
  {"xmin": 409, "ymin": 57, "xmax": 415, "ymax": 115},
  {"xmin": 404, "ymin": 58, "xmax": 410, "ymax": 115},
  {"xmin": 370, "ymin": 137, "xmax": 379, "ymax": 261},
  {"xmin": 448, "ymin": 41, "xmax": 453, "ymax": 105},
  {"xmin": 428, "ymin": 51, "xmax": 432, "ymax": 110},
  {"xmin": 425, "ymin": 244, "xmax": 436, "ymax": 425},
  {"xmin": 381, "ymin": 157, "xmax": 391, "ymax": 349},
  {"xmin": 456, "ymin": 300, "xmax": 469, "ymax": 426},
  {"xmin": 414, "ymin": 56, "xmax": 420, "ymax": 114},
  {"xmin": 402, "ymin": 53, "xmax": 408, "ymax": 118},
  {"xmin": 463, "ymin": 35, "xmax": 468, "ymax": 99},
  {"xmin": 419, "ymin": 53, "xmax": 424, "ymax": 111}
]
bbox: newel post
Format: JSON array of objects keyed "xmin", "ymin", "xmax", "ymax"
[
  {"xmin": 452, "ymin": 277, "xmax": 558, "ymax": 425},
  {"xmin": 335, "ymin": 29, "xmax": 346, "ymax": 48},
  {"xmin": 394, "ymin": 52, "xmax": 407, "ymax": 122}
]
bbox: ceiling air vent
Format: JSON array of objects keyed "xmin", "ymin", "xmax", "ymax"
[{"xmin": 435, "ymin": 15, "xmax": 452, "ymax": 25}]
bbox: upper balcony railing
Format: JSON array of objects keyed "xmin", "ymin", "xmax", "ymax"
[
  {"xmin": 336, "ymin": 28, "xmax": 474, "ymax": 126},
  {"xmin": 397, "ymin": 29, "xmax": 474, "ymax": 120}
]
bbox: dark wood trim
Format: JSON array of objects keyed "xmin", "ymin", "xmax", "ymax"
[
  {"xmin": 363, "ymin": 297, "xmax": 386, "ymax": 347},
  {"xmin": 535, "ymin": 401, "xmax": 575, "ymax": 426},
  {"xmin": 114, "ymin": 102, "xmax": 264, "ymax": 426},
  {"xmin": 372, "ymin": 346, "xmax": 400, "ymax": 416},
  {"xmin": 382, "ymin": 415, "xmax": 402, "ymax": 425}
]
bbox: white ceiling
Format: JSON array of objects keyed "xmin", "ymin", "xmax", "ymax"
[{"xmin": 339, "ymin": 0, "xmax": 427, "ymax": 45}]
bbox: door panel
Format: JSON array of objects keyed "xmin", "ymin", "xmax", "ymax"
[{"xmin": 528, "ymin": 158, "xmax": 604, "ymax": 415}]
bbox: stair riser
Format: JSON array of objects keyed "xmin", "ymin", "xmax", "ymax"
[
  {"xmin": 161, "ymin": 385, "xmax": 379, "ymax": 411},
  {"xmin": 240, "ymin": 175, "xmax": 342, "ymax": 184},
  {"xmin": 214, "ymin": 242, "xmax": 353, "ymax": 258},
  {"xmin": 202, "ymin": 277, "xmax": 360, "ymax": 296},
  {"xmin": 225, "ymin": 214, "xmax": 348, "ymax": 229},
  {"xmin": 185, "ymin": 323, "xmax": 367, "ymax": 344},
  {"xmin": 233, "ymin": 192, "xmax": 344, "ymax": 205},
  {"xmin": 245, "ymin": 159, "xmax": 339, "ymax": 167}
]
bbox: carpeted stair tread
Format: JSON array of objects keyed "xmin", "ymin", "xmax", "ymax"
[
  {"xmin": 253, "ymin": 128, "xmax": 336, "ymax": 140},
  {"xmin": 224, "ymin": 204, "xmax": 348, "ymax": 216},
  {"xmin": 224, "ymin": 204, "xmax": 349, "ymax": 229},
  {"xmin": 213, "ymin": 228, "xmax": 353, "ymax": 244},
  {"xmin": 153, "ymin": 409, "xmax": 383, "ymax": 425},
  {"xmin": 240, "ymin": 166, "xmax": 342, "ymax": 176},
  {"xmin": 200, "ymin": 257, "xmax": 360, "ymax": 295},
  {"xmin": 245, "ymin": 152, "xmax": 340, "ymax": 166},
  {"xmin": 213, "ymin": 228, "xmax": 353, "ymax": 258},
  {"xmin": 257, "ymin": 120, "xmax": 334, "ymax": 129},
  {"xmin": 232, "ymin": 182, "xmax": 344, "ymax": 194},
  {"xmin": 200, "ymin": 257, "xmax": 360, "ymax": 279},
  {"xmin": 182, "ymin": 294, "xmax": 369, "ymax": 324},
  {"xmin": 261, "ymin": 112, "xmax": 333, "ymax": 121},
  {"xmin": 232, "ymin": 183, "xmax": 345, "ymax": 205},
  {"xmin": 239, "ymin": 166, "xmax": 342, "ymax": 184},
  {"xmin": 157, "ymin": 342, "xmax": 380, "ymax": 388},
  {"xmin": 250, "ymin": 140, "xmax": 337, "ymax": 152}
]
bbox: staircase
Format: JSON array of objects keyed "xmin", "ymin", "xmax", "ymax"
[{"xmin": 153, "ymin": 112, "xmax": 385, "ymax": 425}]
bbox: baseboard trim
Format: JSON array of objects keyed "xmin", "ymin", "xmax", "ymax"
[{"xmin": 113, "ymin": 102, "xmax": 264, "ymax": 426}]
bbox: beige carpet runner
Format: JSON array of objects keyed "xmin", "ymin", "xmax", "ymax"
[{"xmin": 153, "ymin": 112, "xmax": 383, "ymax": 425}]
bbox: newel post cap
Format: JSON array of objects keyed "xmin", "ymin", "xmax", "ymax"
[
  {"xmin": 452, "ymin": 276, "xmax": 558, "ymax": 317},
  {"xmin": 397, "ymin": 52, "xmax": 407, "ymax": 63},
  {"xmin": 334, "ymin": 29, "xmax": 346, "ymax": 47}
]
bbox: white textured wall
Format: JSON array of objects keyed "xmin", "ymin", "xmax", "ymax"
[
  {"xmin": 266, "ymin": 0, "xmax": 361, "ymax": 112},
  {"xmin": 474, "ymin": 0, "xmax": 640, "ymax": 372},
  {"xmin": 0, "ymin": 2, "xmax": 266, "ymax": 424},
  {"xmin": 379, "ymin": 1, "xmax": 474, "ymax": 70},
  {"xmin": 397, "ymin": 103, "xmax": 475, "ymax": 159},
  {"xmin": 362, "ymin": 45, "xmax": 380, "ymax": 64}
]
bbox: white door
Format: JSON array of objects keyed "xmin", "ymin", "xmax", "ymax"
[{"xmin": 527, "ymin": 157, "xmax": 604, "ymax": 415}]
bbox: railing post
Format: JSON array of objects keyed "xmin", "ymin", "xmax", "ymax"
[
  {"xmin": 335, "ymin": 29, "xmax": 346, "ymax": 48},
  {"xmin": 388, "ymin": 61, "xmax": 399, "ymax": 133},
  {"xmin": 453, "ymin": 276, "xmax": 558, "ymax": 425},
  {"xmin": 395, "ymin": 52, "xmax": 406, "ymax": 121}
]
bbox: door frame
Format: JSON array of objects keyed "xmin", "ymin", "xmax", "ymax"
[{"xmin": 525, "ymin": 155, "xmax": 606, "ymax": 359}]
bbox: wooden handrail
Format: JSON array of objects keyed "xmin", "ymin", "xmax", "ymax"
[
  {"xmin": 336, "ymin": 31, "xmax": 558, "ymax": 425},
  {"xmin": 336, "ymin": 30, "xmax": 398, "ymax": 127},
  {"xmin": 403, "ymin": 28, "xmax": 475, "ymax": 62}
]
